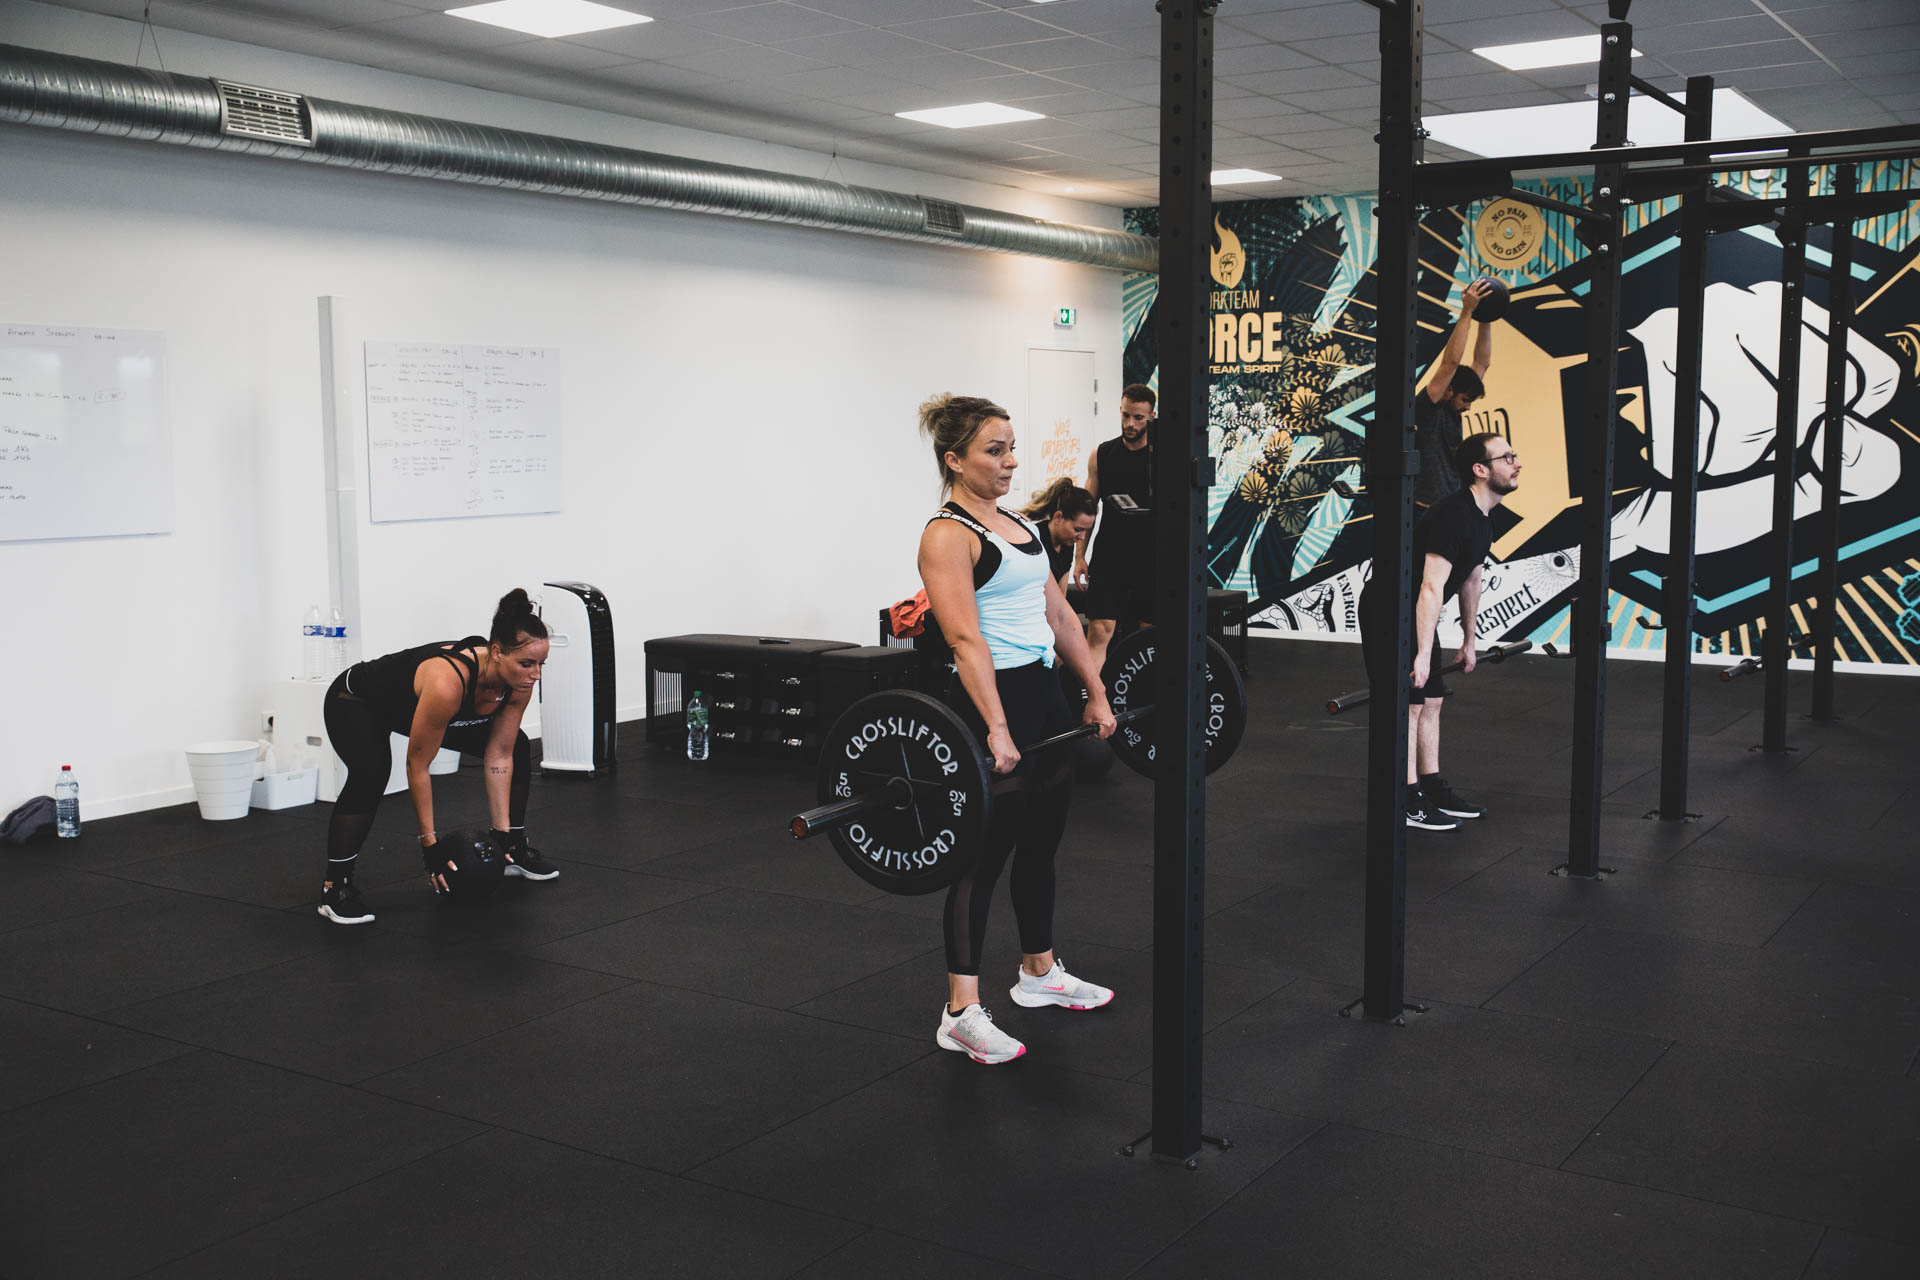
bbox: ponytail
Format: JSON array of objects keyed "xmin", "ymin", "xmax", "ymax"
[
  {"xmin": 1021, "ymin": 476, "xmax": 1096, "ymax": 521},
  {"xmin": 490, "ymin": 588, "xmax": 549, "ymax": 650}
]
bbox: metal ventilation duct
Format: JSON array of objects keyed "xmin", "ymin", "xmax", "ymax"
[{"xmin": 0, "ymin": 43, "xmax": 1157, "ymax": 274}]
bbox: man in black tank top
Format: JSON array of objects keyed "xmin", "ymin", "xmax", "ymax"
[{"xmin": 1081, "ymin": 383, "xmax": 1158, "ymax": 672}]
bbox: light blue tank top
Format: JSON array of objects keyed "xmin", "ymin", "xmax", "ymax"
[{"xmin": 930, "ymin": 507, "xmax": 1056, "ymax": 670}]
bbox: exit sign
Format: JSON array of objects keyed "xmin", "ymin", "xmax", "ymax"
[{"xmin": 1055, "ymin": 307, "xmax": 1077, "ymax": 328}]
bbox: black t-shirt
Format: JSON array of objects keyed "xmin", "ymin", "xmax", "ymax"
[
  {"xmin": 1413, "ymin": 391, "xmax": 1464, "ymax": 506},
  {"xmin": 1411, "ymin": 488, "xmax": 1493, "ymax": 603}
]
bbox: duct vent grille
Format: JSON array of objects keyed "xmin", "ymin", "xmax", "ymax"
[
  {"xmin": 924, "ymin": 200, "xmax": 967, "ymax": 236},
  {"xmin": 214, "ymin": 80, "xmax": 312, "ymax": 146}
]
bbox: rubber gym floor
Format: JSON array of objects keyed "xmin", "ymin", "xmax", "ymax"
[{"xmin": 2, "ymin": 637, "xmax": 1915, "ymax": 1279}]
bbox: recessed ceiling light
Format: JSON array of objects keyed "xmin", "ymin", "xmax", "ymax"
[
  {"xmin": 1425, "ymin": 89, "xmax": 1790, "ymax": 158},
  {"xmin": 895, "ymin": 103, "xmax": 1046, "ymax": 128},
  {"xmin": 445, "ymin": 0, "xmax": 651, "ymax": 39},
  {"xmin": 1212, "ymin": 168, "xmax": 1282, "ymax": 185},
  {"xmin": 1472, "ymin": 35, "xmax": 1641, "ymax": 71}
]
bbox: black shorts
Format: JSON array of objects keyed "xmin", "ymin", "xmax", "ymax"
[
  {"xmin": 1085, "ymin": 554, "xmax": 1155, "ymax": 623},
  {"xmin": 1358, "ymin": 592, "xmax": 1450, "ymax": 706}
]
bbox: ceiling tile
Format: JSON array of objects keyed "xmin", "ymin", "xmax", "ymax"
[
  {"xmin": 228, "ymin": 0, "xmax": 429, "ymax": 24},
  {"xmin": 556, "ymin": 22, "xmax": 750, "ymax": 60},
  {"xmin": 1229, "ymin": 2, "xmax": 1381, "ymax": 44},
  {"xmin": 1833, "ymin": 48, "xmax": 1920, "ymax": 77},
  {"xmin": 1034, "ymin": 57, "xmax": 1158, "ymax": 96},
  {"xmin": 364, "ymin": 11, "xmax": 552, "ymax": 52},
  {"xmin": 663, "ymin": 43, "xmax": 825, "ymax": 80},
  {"xmin": 793, "ymin": 0, "xmax": 981, "ymax": 23},
  {"xmin": 1633, "ymin": 15, "xmax": 1798, "ymax": 56},
  {"xmin": 971, "ymin": 35, "xmax": 1127, "ymax": 73},
  {"xmin": 1685, "ymin": 43, "xmax": 1827, "ymax": 75},
  {"xmin": 1004, "ymin": 86, "xmax": 1139, "ymax": 115},
  {"xmin": 773, "ymin": 27, "xmax": 944, "ymax": 64},
  {"xmin": 1807, "ymin": 23, "xmax": 1920, "ymax": 61},
  {"xmin": 869, "ymin": 48, "xmax": 1019, "ymax": 86},
  {"xmin": 1773, "ymin": 1, "xmax": 1920, "ymax": 37},
  {"xmin": 486, "ymin": 39, "xmax": 639, "ymax": 73},
  {"xmin": 674, "ymin": 3, "xmax": 866, "ymax": 44},
  {"xmin": 764, "ymin": 64, "xmax": 919, "ymax": 100},
  {"xmin": 1214, "ymin": 42, "xmax": 1327, "ymax": 79},
  {"xmin": 889, "ymin": 9, "xmax": 1061, "ymax": 52}
]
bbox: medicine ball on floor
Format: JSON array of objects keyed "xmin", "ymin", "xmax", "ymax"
[{"xmin": 430, "ymin": 827, "xmax": 507, "ymax": 901}]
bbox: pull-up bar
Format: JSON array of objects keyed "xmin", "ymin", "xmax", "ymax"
[{"xmin": 1421, "ymin": 121, "xmax": 1920, "ymax": 180}]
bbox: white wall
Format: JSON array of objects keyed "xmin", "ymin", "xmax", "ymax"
[{"xmin": 0, "ymin": 1, "xmax": 1126, "ymax": 817}]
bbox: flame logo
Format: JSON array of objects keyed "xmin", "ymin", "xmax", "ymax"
[{"xmin": 1210, "ymin": 216, "xmax": 1245, "ymax": 288}]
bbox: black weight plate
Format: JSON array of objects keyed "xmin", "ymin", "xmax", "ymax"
[
  {"xmin": 1101, "ymin": 632, "xmax": 1249, "ymax": 778},
  {"xmin": 813, "ymin": 690, "xmax": 991, "ymax": 895}
]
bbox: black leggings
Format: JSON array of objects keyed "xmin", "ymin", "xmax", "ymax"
[
  {"xmin": 943, "ymin": 661, "xmax": 1077, "ymax": 976},
  {"xmin": 321, "ymin": 675, "xmax": 528, "ymax": 877}
]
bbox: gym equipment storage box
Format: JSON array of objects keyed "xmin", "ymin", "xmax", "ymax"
[
  {"xmin": 818, "ymin": 645, "xmax": 930, "ymax": 728},
  {"xmin": 644, "ymin": 634, "xmax": 857, "ymax": 757}
]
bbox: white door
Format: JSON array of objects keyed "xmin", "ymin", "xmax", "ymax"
[{"xmin": 1022, "ymin": 347, "xmax": 1097, "ymax": 506}]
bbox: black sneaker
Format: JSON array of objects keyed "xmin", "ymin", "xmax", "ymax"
[
  {"xmin": 317, "ymin": 880, "xmax": 375, "ymax": 925},
  {"xmin": 1405, "ymin": 792, "xmax": 1460, "ymax": 832},
  {"xmin": 1427, "ymin": 778, "xmax": 1487, "ymax": 820},
  {"xmin": 496, "ymin": 830, "xmax": 559, "ymax": 881}
]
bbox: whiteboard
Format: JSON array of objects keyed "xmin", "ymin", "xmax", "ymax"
[
  {"xmin": 0, "ymin": 322, "xmax": 173, "ymax": 542},
  {"xmin": 363, "ymin": 341, "xmax": 562, "ymax": 523}
]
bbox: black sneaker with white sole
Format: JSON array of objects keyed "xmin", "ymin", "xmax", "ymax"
[
  {"xmin": 1426, "ymin": 778, "xmax": 1487, "ymax": 820},
  {"xmin": 1405, "ymin": 791, "xmax": 1460, "ymax": 831},
  {"xmin": 317, "ymin": 879, "xmax": 375, "ymax": 924},
  {"xmin": 494, "ymin": 829, "xmax": 559, "ymax": 881}
]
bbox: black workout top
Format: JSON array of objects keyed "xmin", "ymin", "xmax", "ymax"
[
  {"xmin": 1042, "ymin": 521, "xmax": 1075, "ymax": 581},
  {"xmin": 1413, "ymin": 393, "xmax": 1464, "ymax": 507},
  {"xmin": 1411, "ymin": 488, "xmax": 1493, "ymax": 603},
  {"xmin": 1093, "ymin": 434, "xmax": 1154, "ymax": 567},
  {"xmin": 340, "ymin": 636, "xmax": 503, "ymax": 738}
]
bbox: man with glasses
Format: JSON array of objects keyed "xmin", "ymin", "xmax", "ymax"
[
  {"xmin": 1414, "ymin": 278, "xmax": 1497, "ymax": 508},
  {"xmin": 1358, "ymin": 432, "xmax": 1523, "ymax": 831}
]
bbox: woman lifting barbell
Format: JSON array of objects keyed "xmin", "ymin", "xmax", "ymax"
[
  {"xmin": 316, "ymin": 588, "xmax": 557, "ymax": 925},
  {"xmin": 916, "ymin": 393, "xmax": 1118, "ymax": 1065}
]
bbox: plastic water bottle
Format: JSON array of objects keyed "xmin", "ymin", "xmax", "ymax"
[
  {"xmin": 686, "ymin": 691, "xmax": 710, "ymax": 761},
  {"xmin": 327, "ymin": 607, "xmax": 349, "ymax": 676},
  {"xmin": 55, "ymin": 765, "xmax": 80, "ymax": 838},
  {"xmin": 303, "ymin": 605, "xmax": 327, "ymax": 682}
]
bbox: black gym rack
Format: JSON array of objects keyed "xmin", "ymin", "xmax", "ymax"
[{"xmin": 1142, "ymin": 0, "xmax": 1920, "ymax": 1157}]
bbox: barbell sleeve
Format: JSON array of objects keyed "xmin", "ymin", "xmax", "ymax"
[{"xmin": 790, "ymin": 777, "xmax": 912, "ymax": 840}]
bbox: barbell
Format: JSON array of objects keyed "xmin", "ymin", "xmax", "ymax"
[
  {"xmin": 789, "ymin": 629, "xmax": 1249, "ymax": 895},
  {"xmin": 1324, "ymin": 639, "xmax": 1533, "ymax": 715}
]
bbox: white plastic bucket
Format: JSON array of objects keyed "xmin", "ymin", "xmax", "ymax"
[{"xmin": 184, "ymin": 740, "xmax": 259, "ymax": 820}]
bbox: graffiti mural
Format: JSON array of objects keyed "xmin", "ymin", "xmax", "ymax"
[{"xmin": 1122, "ymin": 165, "xmax": 1920, "ymax": 669}]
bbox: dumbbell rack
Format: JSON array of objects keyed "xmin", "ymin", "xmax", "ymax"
[{"xmin": 642, "ymin": 634, "xmax": 859, "ymax": 759}]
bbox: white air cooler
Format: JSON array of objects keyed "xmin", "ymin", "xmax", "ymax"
[{"xmin": 536, "ymin": 581, "xmax": 616, "ymax": 774}]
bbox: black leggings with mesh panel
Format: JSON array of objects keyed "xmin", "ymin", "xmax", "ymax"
[{"xmin": 942, "ymin": 660, "xmax": 1077, "ymax": 976}]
